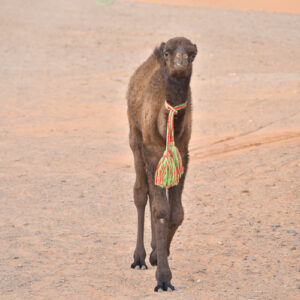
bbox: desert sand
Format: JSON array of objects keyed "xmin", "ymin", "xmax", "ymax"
[
  {"xmin": 0, "ymin": 0, "xmax": 299, "ymax": 299},
  {"xmin": 130, "ymin": 0, "xmax": 300, "ymax": 14}
]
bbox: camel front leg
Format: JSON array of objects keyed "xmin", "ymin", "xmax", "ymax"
[
  {"xmin": 148, "ymin": 185, "xmax": 157, "ymax": 266},
  {"xmin": 130, "ymin": 128, "xmax": 148, "ymax": 270},
  {"xmin": 149, "ymin": 180, "xmax": 175, "ymax": 291},
  {"xmin": 143, "ymin": 141, "xmax": 175, "ymax": 291}
]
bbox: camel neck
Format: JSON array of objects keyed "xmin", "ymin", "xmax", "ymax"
[{"xmin": 164, "ymin": 73, "xmax": 191, "ymax": 108}]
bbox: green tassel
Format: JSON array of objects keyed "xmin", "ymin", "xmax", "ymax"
[
  {"xmin": 155, "ymin": 150, "xmax": 180, "ymax": 188},
  {"xmin": 168, "ymin": 142, "xmax": 184, "ymax": 176},
  {"xmin": 154, "ymin": 101, "xmax": 187, "ymax": 189}
]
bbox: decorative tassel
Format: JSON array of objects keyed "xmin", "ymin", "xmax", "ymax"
[
  {"xmin": 155, "ymin": 101, "xmax": 187, "ymax": 188},
  {"xmin": 169, "ymin": 142, "xmax": 184, "ymax": 175},
  {"xmin": 155, "ymin": 151, "xmax": 180, "ymax": 188}
]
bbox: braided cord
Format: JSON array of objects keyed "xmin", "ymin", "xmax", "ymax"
[{"xmin": 154, "ymin": 101, "xmax": 187, "ymax": 188}]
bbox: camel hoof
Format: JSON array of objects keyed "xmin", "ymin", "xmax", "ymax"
[
  {"xmin": 154, "ymin": 281, "xmax": 175, "ymax": 292},
  {"xmin": 131, "ymin": 260, "xmax": 148, "ymax": 270}
]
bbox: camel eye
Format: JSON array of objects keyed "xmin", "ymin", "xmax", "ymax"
[{"xmin": 164, "ymin": 51, "xmax": 169, "ymax": 57}]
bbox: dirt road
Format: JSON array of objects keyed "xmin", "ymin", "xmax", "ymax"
[{"xmin": 0, "ymin": 0, "xmax": 299, "ymax": 299}]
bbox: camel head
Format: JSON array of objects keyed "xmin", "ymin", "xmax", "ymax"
[{"xmin": 156, "ymin": 37, "xmax": 197, "ymax": 78}]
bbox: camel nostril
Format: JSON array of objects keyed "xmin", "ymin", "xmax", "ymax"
[{"xmin": 174, "ymin": 59, "xmax": 188, "ymax": 69}]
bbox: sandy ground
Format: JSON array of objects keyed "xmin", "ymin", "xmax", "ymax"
[
  {"xmin": 130, "ymin": 0, "xmax": 300, "ymax": 14},
  {"xmin": 0, "ymin": 0, "xmax": 300, "ymax": 299}
]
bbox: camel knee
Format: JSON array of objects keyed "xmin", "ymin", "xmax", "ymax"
[
  {"xmin": 153, "ymin": 205, "xmax": 170, "ymax": 223},
  {"xmin": 170, "ymin": 206, "xmax": 184, "ymax": 227}
]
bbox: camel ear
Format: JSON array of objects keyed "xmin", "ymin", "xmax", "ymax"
[
  {"xmin": 191, "ymin": 44, "xmax": 197, "ymax": 61},
  {"xmin": 159, "ymin": 42, "xmax": 166, "ymax": 53},
  {"xmin": 154, "ymin": 42, "xmax": 166, "ymax": 62},
  {"xmin": 194, "ymin": 44, "xmax": 197, "ymax": 55}
]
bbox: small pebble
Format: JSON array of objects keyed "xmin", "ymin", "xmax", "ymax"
[
  {"xmin": 249, "ymin": 255, "xmax": 256, "ymax": 261},
  {"xmin": 197, "ymin": 266, "xmax": 207, "ymax": 273},
  {"xmin": 188, "ymin": 278, "xmax": 194, "ymax": 282},
  {"xmin": 291, "ymin": 246, "xmax": 296, "ymax": 251},
  {"xmin": 241, "ymin": 190, "xmax": 249, "ymax": 194},
  {"xmin": 287, "ymin": 230, "xmax": 297, "ymax": 235}
]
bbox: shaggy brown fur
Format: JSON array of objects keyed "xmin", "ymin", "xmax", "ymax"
[{"xmin": 127, "ymin": 37, "xmax": 197, "ymax": 292}]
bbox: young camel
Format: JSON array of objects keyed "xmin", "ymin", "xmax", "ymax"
[{"xmin": 127, "ymin": 37, "xmax": 197, "ymax": 292}]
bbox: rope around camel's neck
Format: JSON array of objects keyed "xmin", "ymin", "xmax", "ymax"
[{"xmin": 154, "ymin": 100, "xmax": 187, "ymax": 189}]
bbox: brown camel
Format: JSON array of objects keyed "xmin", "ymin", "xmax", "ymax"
[{"xmin": 127, "ymin": 37, "xmax": 197, "ymax": 292}]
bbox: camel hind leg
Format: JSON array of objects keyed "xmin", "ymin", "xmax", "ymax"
[
  {"xmin": 167, "ymin": 153, "xmax": 188, "ymax": 255},
  {"xmin": 129, "ymin": 125, "xmax": 148, "ymax": 270}
]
